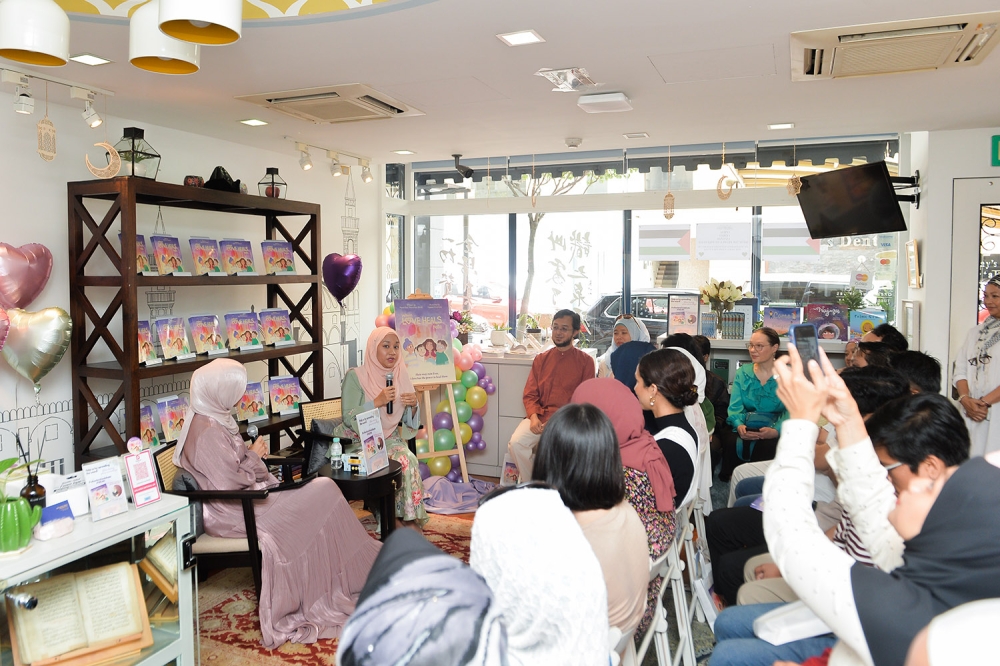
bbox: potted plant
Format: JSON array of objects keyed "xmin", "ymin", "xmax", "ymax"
[
  {"xmin": 451, "ymin": 310, "xmax": 474, "ymax": 345},
  {"xmin": 0, "ymin": 457, "xmax": 43, "ymax": 552},
  {"xmin": 490, "ymin": 322, "xmax": 509, "ymax": 347}
]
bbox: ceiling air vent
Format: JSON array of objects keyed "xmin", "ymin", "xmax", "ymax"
[
  {"xmin": 236, "ymin": 84, "xmax": 422, "ymax": 124},
  {"xmin": 791, "ymin": 12, "xmax": 1000, "ymax": 81}
]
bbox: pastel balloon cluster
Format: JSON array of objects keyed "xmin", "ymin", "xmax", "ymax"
[{"xmin": 374, "ymin": 302, "xmax": 396, "ymax": 329}]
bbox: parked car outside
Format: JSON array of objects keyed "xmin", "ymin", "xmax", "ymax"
[{"xmin": 585, "ymin": 289, "xmax": 697, "ymax": 353}]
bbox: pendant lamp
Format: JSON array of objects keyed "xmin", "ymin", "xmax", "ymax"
[
  {"xmin": 130, "ymin": 0, "xmax": 200, "ymax": 74},
  {"xmin": 158, "ymin": 0, "xmax": 242, "ymax": 45},
  {"xmin": 0, "ymin": 0, "xmax": 70, "ymax": 67}
]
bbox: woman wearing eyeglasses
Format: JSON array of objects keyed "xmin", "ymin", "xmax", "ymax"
[
  {"xmin": 597, "ymin": 314, "xmax": 651, "ymax": 378},
  {"xmin": 953, "ymin": 277, "xmax": 1000, "ymax": 456},
  {"xmin": 721, "ymin": 327, "xmax": 788, "ymax": 481}
]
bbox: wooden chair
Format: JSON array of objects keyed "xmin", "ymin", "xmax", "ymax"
[{"xmin": 300, "ymin": 397, "xmax": 343, "ymax": 433}]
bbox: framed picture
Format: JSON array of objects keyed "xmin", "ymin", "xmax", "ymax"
[
  {"xmin": 906, "ymin": 240, "xmax": 922, "ymax": 288},
  {"xmin": 901, "ymin": 300, "xmax": 920, "ymax": 351}
]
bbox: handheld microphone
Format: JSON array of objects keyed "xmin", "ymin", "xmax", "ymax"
[{"xmin": 385, "ymin": 373, "xmax": 394, "ymax": 414}]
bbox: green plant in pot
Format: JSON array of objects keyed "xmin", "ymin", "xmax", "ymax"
[{"xmin": 0, "ymin": 457, "xmax": 42, "ymax": 552}]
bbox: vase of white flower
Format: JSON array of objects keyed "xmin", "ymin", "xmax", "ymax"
[{"xmin": 700, "ymin": 279, "xmax": 753, "ymax": 339}]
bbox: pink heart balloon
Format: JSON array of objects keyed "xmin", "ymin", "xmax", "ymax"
[
  {"xmin": 0, "ymin": 243, "xmax": 53, "ymax": 309},
  {"xmin": 0, "ymin": 308, "xmax": 8, "ymax": 353}
]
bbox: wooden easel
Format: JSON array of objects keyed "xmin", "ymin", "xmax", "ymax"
[{"xmin": 405, "ymin": 290, "xmax": 470, "ymax": 483}]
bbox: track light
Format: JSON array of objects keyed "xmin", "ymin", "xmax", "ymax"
[
  {"xmin": 13, "ymin": 85, "xmax": 33, "ymax": 114},
  {"xmin": 453, "ymin": 154, "xmax": 474, "ymax": 179},
  {"xmin": 360, "ymin": 159, "xmax": 373, "ymax": 184},
  {"xmin": 328, "ymin": 151, "xmax": 342, "ymax": 176},
  {"xmin": 296, "ymin": 142, "xmax": 312, "ymax": 171},
  {"xmin": 82, "ymin": 100, "xmax": 102, "ymax": 127}
]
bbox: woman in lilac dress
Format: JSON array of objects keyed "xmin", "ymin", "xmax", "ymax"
[{"xmin": 173, "ymin": 359, "xmax": 381, "ymax": 649}]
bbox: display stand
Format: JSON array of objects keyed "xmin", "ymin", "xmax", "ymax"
[{"xmin": 405, "ymin": 290, "xmax": 469, "ymax": 483}]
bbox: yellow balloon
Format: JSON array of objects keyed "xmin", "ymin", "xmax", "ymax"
[
  {"xmin": 415, "ymin": 438, "xmax": 430, "ymax": 455},
  {"xmin": 465, "ymin": 386, "xmax": 488, "ymax": 410},
  {"xmin": 428, "ymin": 456, "xmax": 451, "ymax": 476},
  {"xmin": 436, "ymin": 399, "xmax": 453, "ymax": 414},
  {"xmin": 459, "ymin": 422, "xmax": 473, "ymax": 444},
  {"xmin": 383, "ymin": 305, "xmax": 393, "ymax": 315},
  {"xmin": 455, "ymin": 364, "xmax": 463, "ymax": 381}
]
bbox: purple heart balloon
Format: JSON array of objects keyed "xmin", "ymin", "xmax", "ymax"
[{"xmin": 322, "ymin": 253, "xmax": 363, "ymax": 305}]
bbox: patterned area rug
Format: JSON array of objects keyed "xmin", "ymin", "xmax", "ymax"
[{"xmin": 196, "ymin": 512, "xmax": 473, "ymax": 665}]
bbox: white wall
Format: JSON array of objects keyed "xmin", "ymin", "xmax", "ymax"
[{"xmin": 0, "ymin": 91, "xmax": 383, "ymax": 473}]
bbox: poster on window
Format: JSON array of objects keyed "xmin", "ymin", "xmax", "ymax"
[
  {"xmin": 394, "ymin": 298, "xmax": 455, "ymax": 385},
  {"xmin": 638, "ymin": 224, "xmax": 692, "ymax": 261},
  {"xmin": 695, "ymin": 223, "xmax": 751, "ymax": 260},
  {"xmin": 667, "ymin": 294, "xmax": 700, "ymax": 335},
  {"xmin": 761, "ymin": 223, "xmax": 821, "ymax": 262}
]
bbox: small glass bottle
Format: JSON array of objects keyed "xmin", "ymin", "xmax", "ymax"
[
  {"xmin": 330, "ymin": 437, "xmax": 343, "ymax": 470},
  {"xmin": 20, "ymin": 474, "xmax": 46, "ymax": 510}
]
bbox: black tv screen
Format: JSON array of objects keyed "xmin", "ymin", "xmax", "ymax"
[{"xmin": 795, "ymin": 161, "xmax": 907, "ymax": 239}]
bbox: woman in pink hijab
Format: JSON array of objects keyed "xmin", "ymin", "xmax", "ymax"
[
  {"xmin": 174, "ymin": 359, "xmax": 381, "ymax": 649},
  {"xmin": 337, "ymin": 327, "xmax": 428, "ymax": 527}
]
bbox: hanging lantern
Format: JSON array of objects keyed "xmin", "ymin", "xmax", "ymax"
[
  {"xmin": 130, "ymin": 0, "xmax": 200, "ymax": 75},
  {"xmin": 114, "ymin": 128, "xmax": 161, "ymax": 179},
  {"xmin": 258, "ymin": 168, "xmax": 287, "ymax": 199},
  {"xmin": 787, "ymin": 175, "xmax": 802, "ymax": 196},
  {"xmin": 662, "ymin": 192, "xmax": 675, "ymax": 220},
  {"xmin": 0, "ymin": 0, "xmax": 70, "ymax": 67},
  {"xmin": 158, "ymin": 0, "xmax": 242, "ymax": 45}
]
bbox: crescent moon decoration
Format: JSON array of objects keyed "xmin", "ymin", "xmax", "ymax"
[
  {"xmin": 717, "ymin": 175, "xmax": 735, "ymax": 201},
  {"xmin": 86, "ymin": 142, "xmax": 121, "ymax": 179}
]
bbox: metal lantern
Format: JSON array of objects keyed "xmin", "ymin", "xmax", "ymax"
[
  {"xmin": 114, "ymin": 127, "xmax": 160, "ymax": 179},
  {"xmin": 258, "ymin": 167, "xmax": 287, "ymax": 199}
]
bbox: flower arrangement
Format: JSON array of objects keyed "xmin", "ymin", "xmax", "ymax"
[
  {"xmin": 700, "ymin": 279, "xmax": 753, "ymax": 314},
  {"xmin": 452, "ymin": 310, "xmax": 475, "ymax": 335}
]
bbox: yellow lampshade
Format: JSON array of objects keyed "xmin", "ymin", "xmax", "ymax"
[
  {"xmin": 0, "ymin": 0, "xmax": 70, "ymax": 67},
  {"xmin": 158, "ymin": 0, "xmax": 242, "ymax": 45},
  {"xmin": 130, "ymin": 0, "xmax": 200, "ymax": 74}
]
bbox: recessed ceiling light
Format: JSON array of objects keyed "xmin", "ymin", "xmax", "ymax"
[
  {"xmin": 70, "ymin": 53, "xmax": 112, "ymax": 66},
  {"xmin": 768, "ymin": 122, "xmax": 795, "ymax": 130},
  {"xmin": 497, "ymin": 30, "xmax": 545, "ymax": 47},
  {"xmin": 623, "ymin": 132, "xmax": 649, "ymax": 139},
  {"xmin": 392, "ymin": 150, "xmax": 415, "ymax": 155},
  {"xmin": 240, "ymin": 119, "xmax": 268, "ymax": 126}
]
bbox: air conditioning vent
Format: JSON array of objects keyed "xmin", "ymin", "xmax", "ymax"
[
  {"xmin": 236, "ymin": 84, "xmax": 421, "ymax": 124},
  {"xmin": 791, "ymin": 12, "xmax": 1000, "ymax": 81}
]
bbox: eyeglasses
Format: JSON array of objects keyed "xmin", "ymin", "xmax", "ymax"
[
  {"xmin": 882, "ymin": 461, "xmax": 903, "ymax": 473},
  {"xmin": 478, "ymin": 481, "xmax": 555, "ymax": 508},
  {"xmin": 615, "ymin": 314, "xmax": 636, "ymax": 321},
  {"xmin": 746, "ymin": 343, "xmax": 770, "ymax": 351}
]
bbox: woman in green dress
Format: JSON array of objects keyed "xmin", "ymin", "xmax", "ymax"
[{"xmin": 337, "ymin": 327, "xmax": 429, "ymax": 527}]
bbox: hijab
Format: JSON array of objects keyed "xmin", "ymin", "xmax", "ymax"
[
  {"xmin": 357, "ymin": 326, "xmax": 416, "ymax": 433},
  {"xmin": 603, "ymin": 316, "xmax": 650, "ymax": 359},
  {"xmin": 851, "ymin": 457, "xmax": 1000, "ymax": 666},
  {"xmin": 338, "ymin": 529, "xmax": 507, "ymax": 666},
  {"xmin": 572, "ymin": 378, "xmax": 676, "ymax": 513},
  {"xmin": 173, "ymin": 358, "xmax": 246, "ymax": 466},
  {"xmin": 666, "ymin": 345, "xmax": 712, "ymax": 513},
  {"xmin": 610, "ymin": 341, "xmax": 657, "ymax": 391}
]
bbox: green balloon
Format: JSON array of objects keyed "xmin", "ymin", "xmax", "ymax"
[
  {"xmin": 428, "ymin": 456, "xmax": 451, "ymax": 476},
  {"xmin": 452, "ymin": 338, "xmax": 464, "ymax": 352},
  {"xmin": 415, "ymin": 438, "xmax": 430, "ymax": 455},
  {"xmin": 433, "ymin": 428, "xmax": 456, "ymax": 451},
  {"xmin": 451, "ymin": 383, "xmax": 467, "ymax": 403},
  {"xmin": 461, "ymin": 370, "xmax": 479, "ymax": 388},
  {"xmin": 455, "ymin": 400, "xmax": 472, "ymax": 423}
]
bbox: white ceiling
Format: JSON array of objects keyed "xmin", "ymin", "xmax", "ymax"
[{"xmin": 8, "ymin": 0, "xmax": 1000, "ymax": 164}]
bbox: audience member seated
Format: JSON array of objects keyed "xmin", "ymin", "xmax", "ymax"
[
  {"xmin": 721, "ymin": 327, "xmax": 787, "ymax": 481},
  {"xmin": 635, "ymin": 348, "xmax": 700, "ymax": 507},
  {"xmin": 174, "ymin": 359, "xmax": 381, "ymax": 649},
  {"xmin": 888, "ymin": 350, "xmax": 942, "ymax": 394},
  {"xmin": 597, "ymin": 314, "xmax": 650, "ymax": 378},
  {"xmin": 843, "ymin": 338, "xmax": 860, "ymax": 368},
  {"xmin": 508, "ymin": 309, "xmax": 596, "ymax": 482},
  {"xmin": 532, "ymin": 403, "xmax": 649, "ymax": 639},
  {"xmin": 663, "ymin": 333, "xmax": 715, "ymax": 435},
  {"xmin": 337, "ymin": 528, "xmax": 507, "ymax": 666},
  {"xmin": 470, "ymin": 484, "xmax": 608, "ymax": 665},
  {"xmin": 854, "ymin": 340, "xmax": 895, "ymax": 368},
  {"xmin": 761, "ymin": 348, "xmax": 1000, "ymax": 666},
  {"xmin": 337, "ymin": 327, "xmax": 427, "ymax": 527},
  {"xmin": 862, "ymin": 322, "xmax": 909, "ymax": 352},
  {"xmin": 693, "ymin": 334, "xmax": 735, "ymax": 476},
  {"xmin": 571, "ymin": 378, "xmax": 678, "ymax": 640},
  {"xmin": 611, "ymin": 340, "xmax": 658, "ymax": 392}
]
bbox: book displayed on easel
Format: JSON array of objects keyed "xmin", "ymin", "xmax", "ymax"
[
  {"xmin": 7, "ymin": 562, "xmax": 154, "ymax": 666},
  {"xmin": 393, "ymin": 298, "xmax": 455, "ymax": 384}
]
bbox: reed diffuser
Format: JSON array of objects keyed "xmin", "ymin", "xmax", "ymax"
[{"xmin": 17, "ymin": 434, "xmax": 46, "ymax": 510}]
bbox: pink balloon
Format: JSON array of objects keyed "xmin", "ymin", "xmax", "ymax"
[
  {"xmin": 456, "ymin": 352, "xmax": 474, "ymax": 371},
  {"xmin": 407, "ymin": 323, "xmax": 418, "ymax": 336},
  {"xmin": 470, "ymin": 347, "xmax": 483, "ymax": 362},
  {"xmin": 0, "ymin": 243, "xmax": 53, "ymax": 310},
  {"xmin": 0, "ymin": 307, "xmax": 8, "ymax": 352},
  {"xmin": 472, "ymin": 403, "xmax": 488, "ymax": 416},
  {"xmin": 375, "ymin": 314, "xmax": 390, "ymax": 327}
]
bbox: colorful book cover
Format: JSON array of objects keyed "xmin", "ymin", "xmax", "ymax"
[
  {"xmin": 224, "ymin": 311, "xmax": 261, "ymax": 348},
  {"xmin": 139, "ymin": 404, "xmax": 160, "ymax": 449},
  {"xmin": 187, "ymin": 314, "xmax": 227, "ymax": 354},
  {"xmin": 219, "ymin": 239, "xmax": 257, "ymax": 275},
  {"xmin": 150, "ymin": 235, "xmax": 186, "ymax": 275},
  {"xmin": 355, "ymin": 408, "xmax": 390, "ymax": 475},
  {"xmin": 394, "ymin": 298, "xmax": 455, "ymax": 384},
  {"xmin": 259, "ymin": 308, "xmax": 294, "ymax": 346},
  {"xmin": 137, "ymin": 320, "xmax": 158, "ymax": 364},
  {"xmin": 156, "ymin": 395, "xmax": 189, "ymax": 442},
  {"xmin": 700, "ymin": 309, "xmax": 718, "ymax": 338},
  {"xmin": 850, "ymin": 310, "xmax": 887, "ymax": 338},
  {"xmin": 236, "ymin": 382, "xmax": 268, "ymax": 422},
  {"xmin": 188, "ymin": 237, "xmax": 223, "ymax": 276},
  {"xmin": 804, "ymin": 304, "xmax": 850, "ymax": 341},
  {"xmin": 154, "ymin": 317, "xmax": 192, "ymax": 359},
  {"xmin": 268, "ymin": 376, "xmax": 301, "ymax": 414},
  {"xmin": 120, "ymin": 233, "xmax": 152, "ymax": 273},
  {"xmin": 762, "ymin": 307, "xmax": 801, "ymax": 336},
  {"xmin": 261, "ymin": 240, "xmax": 296, "ymax": 275}
]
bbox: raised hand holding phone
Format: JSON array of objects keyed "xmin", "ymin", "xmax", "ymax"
[
  {"xmin": 789, "ymin": 323, "xmax": 820, "ymax": 382},
  {"xmin": 773, "ymin": 344, "xmax": 827, "ymax": 424}
]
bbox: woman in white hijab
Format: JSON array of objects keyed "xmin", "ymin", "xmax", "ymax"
[{"xmin": 598, "ymin": 314, "xmax": 651, "ymax": 378}]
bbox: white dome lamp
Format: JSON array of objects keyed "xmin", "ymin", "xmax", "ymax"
[
  {"xmin": 158, "ymin": 0, "xmax": 242, "ymax": 45},
  {"xmin": 0, "ymin": 0, "xmax": 71, "ymax": 67},
  {"xmin": 130, "ymin": 0, "xmax": 200, "ymax": 74}
]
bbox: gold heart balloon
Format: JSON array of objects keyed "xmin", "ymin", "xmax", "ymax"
[{"xmin": 1, "ymin": 307, "xmax": 72, "ymax": 393}]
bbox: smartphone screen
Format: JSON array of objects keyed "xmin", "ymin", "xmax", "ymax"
[{"xmin": 789, "ymin": 323, "xmax": 820, "ymax": 380}]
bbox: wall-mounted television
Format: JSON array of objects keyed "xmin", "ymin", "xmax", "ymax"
[{"xmin": 795, "ymin": 161, "xmax": 907, "ymax": 239}]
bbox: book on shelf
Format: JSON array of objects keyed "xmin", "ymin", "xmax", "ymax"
[
  {"xmin": 219, "ymin": 239, "xmax": 257, "ymax": 275},
  {"xmin": 8, "ymin": 562, "xmax": 153, "ymax": 666},
  {"xmin": 81, "ymin": 458, "xmax": 129, "ymax": 521},
  {"xmin": 187, "ymin": 314, "xmax": 227, "ymax": 355},
  {"xmin": 150, "ymin": 235, "xmax": 189, "ymax": 276},
  {"xmin": 139, "ymin": 405, "xmax": 160, "ymax": 450},
  {"xmin": 259, "ymin": 308, "xmax": 294, "ymax": 346},
  {"xmin": 137, "ymin": 320, "xmax": 160, "ymax": 366},
  {"xmin": 261, "ymin": 240, "xmax": 296, "ymax": 275},
  {"xmin": 188, "ymin": 237, "xmax": 224, "ymax": 276},
  {"xmin": 138, "ymin": 532, "xmax": 177, "ymax": 603},
  {"xmin": 154, "ymin": 317, "xmax": 193, "ymax": 360},
  {"xmin": 700, "ymin": 311, "xmax": 718, "ymax": 338},
  {"xmin": 156, "ymin": 395, "xmax": 189, "ymax": 442},
  {"xmin": 721, "ymin": 311, "xmax": 746, "ymax": 340},
  {"xmin": 762, "ymin": 307, "xmax": 801, "ymax": 336},
  {"xmin": 850, "ymin": 309, "xmax": 887, "ymax": 339},
  {"xmin": 224, "ymin": 311, "xmax": 262, "ymax": 350},
  {"xmin": 236, "ymin": 382, "xmax": 269, "ymax": 422},
  {"xmin": 119, "ymin": 233, "xmax": 152, "ymax": 274},
  {"xmin": 804, "ymin": 304, "xmax": 850, "ymax": 341},
  {"xmin": 268, "ymin": 376, "xmax": 301, "ymax": 416}
]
